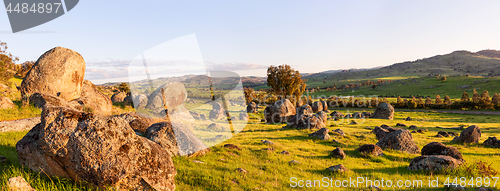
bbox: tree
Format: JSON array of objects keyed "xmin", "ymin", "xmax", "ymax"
[
  {"xmin": 440, "ymin": 76, "xmax": 447, "ymax": 81},
  {"xmin": 396, "ymin": 96, "xmax": 404, "ymax": 108},
  {"xmin": 435, "ymin": 95, "xmax": 443, "ymax": 105},
  {"xmin": 371, "ymin": 84, "xmax": 377, "ymax": 90},
  {"xmin": 472, "ymin": 89, "xmax": 480, "ymax": 103},
  {"xmin": 243, "ymin": 87, "xmax": 255, "ymax": 104},
  {"xmin": 461, "ymin": 92, "xmax": 469, "ymax": 102},
  {"xmin": 492, "ymin": 93, "xmax": 500, "ymax": 105},
  {"xmin": 267, "ymin": 64, "xmax": 306, "ymax": 104},
  {"xmin": 16, "ymin": 60, "xmax": 35, "ymax": 78},
  {"xmin": 444, "ymin": 95, "xmax": 452, "ymax": 105},
  {"xmin": 479, "ymin": 90, "xmax": 492, "ymax": 109},
  {"xmin": 118, "ymin": 82, "xmax": 130, "ymax": 92},
  {"xmin": 425, "ymin": 96, "xmax": 432, "ymax": 106},
  {"xmin": 0, "ymin": 41, "xmax": 19, "ymax": 83},
  {"xmin": 417, "ymin": 97, "xmax": 425, "ymax": 108}
]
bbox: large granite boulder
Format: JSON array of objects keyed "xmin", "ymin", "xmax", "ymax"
[
  {"xmin": 376, "ymin": 129, "xmax": 419, "ymax": 154},
  {"xmin": 117, "ymin": 112, "xmax": 156, "ymax": 133},
  {"xmin": 111, "ymin": 92, "xmax": 127, "ymax": 103},
  {"xmin": 293, "ymin": 114, "xmax": 324, "ymax": 129},
  {"xmin": 452, "ymin": 125, "xmax": 481, "ymax": 144},
  {"xmin": 146, "ymin": 82, "xmax": 187, "ymax": 111},
  {"xmin": 316, "ymin": 111, "xmax": 328, "ymax": 124},
  {"xmin": 357, "ymin": 144, "xmax": 383, "ymax": 157},
  {"xmin": 20, "ymin": 47, "xmax": 85, "ymax": 101},
  {"xmin": 70, "ymin": 80, "xmax": 112, "ymax": 116},
  {"xmin": 16, "ymin": 105, "xmax": 176, "ymax": 190},
  {"xmin": 297, "ymin": 104, "xmax": 313, "ymax": 116},
  {"xmin": 132, "ymin": 94, "xmax": 148, "ymax": 109},
  {"xmin": 246, "ymin": 102, "xmax": 258, "ymax": 113},
  {"xmin": 29, "ymin": 93, "xmax": 81, "ymax": 110},
  {"xmin": 0, "ymin": 96, "xmax": 14, "ymax": 110},
  {"xmin": 308, "ymin": 128, "xmax": 330, "ymax": 140},
  {"xmin": 264, "ymin": 99, "xmax": 296, "ymax": 123},
  {"xmin": 311, "ymin": 101, "xmax": 323, "ymax": 113},
  {"xmin": 408, "ymin": 155, "xmax": 462, "ymax": 171},
  {"xmin": 320, "ymin": 101, "xmax": 328, "ymax": 111},
  {"xmin": 372, "ymin": 102, "xmax": 394, "ymax": 120},
  {"xmin": 372, "ymin": 125, "xmax": 397, "ymax": 140},
  {"xmin": 145, "ymin": 122, "xmax": 210, "ymax": 157},
  {"xmin": 209, "ymin": 102, "xmax": 226, "ymax": 120},
  {"xmin": 421, "ymin": 142, "xmax": 463, "ymax": 161},
  {"xmin": 484, "ymin": 137, "xmax": 500, "ymax": 148}
]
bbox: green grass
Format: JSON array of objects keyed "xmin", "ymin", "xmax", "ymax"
[{"xmin": 2, "ymin": 108, "xmax": 500, "ymax": 190}]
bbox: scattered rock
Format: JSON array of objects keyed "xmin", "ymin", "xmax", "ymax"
[
  {"xmin": 332, "ymin": 147, "xmax": 346, "ymax": 159},
  {"xmin": 352, "ymin": 112, "xmax": 363, "ymax": 118},
  {"xmin": 316, "ymin": 111, "xmax": 328, "ymax": 124},
  {"xmin": 16, "ymin": 105, "xmax": 177, "ymax": 190},
  {"xmin": 396, "ymin": 123, "xmax": 406, "ymax": 127},
  {"xmin": 29, "ymin": 93, "xmax": 81, "ymax": 110},
  {"xmin": 357, "ymin": 144, "xmax": 383, "ymax": 156},
  {"xmin": 123, "ymin": 93, "xmax": 133, "ymax": 106},
  {"xmin": 408, "ymin": 125, "xmax": 417, "ymax": 129},
  {"xmin": 207, "ymin": 123, "xmax": 227, "ymax": 132},
  {"xmin": 421, "ymin": 142, "xmax": 463, "ymax": 161},
  {"xmin": 436, "ymin": 134, "xmax": 444, "ymax": 138},
  {"xmin": 362, "ymin": 112, "xmax": 372, "ymax": 118},
  {"xmin": 411, "ymin": 130, "xmax": 417, "ymax": 133},
  {"xmin": 0, "ymin": 96, "xmax": 14, "ymax": 110},
  {"xmin": 224, "ymin": 144, "xmax": 242, "ymax": 150},
  {"xmin": 372, "ymin": 103, "xmax": 394, "ymax": 120},
  {"xmin": 447, "ymin": 132, "xmax": 458, "ymax": 137},
  {"xmin": 438, "ymin": 131, "xmax": 450, "ymax": 137},
  {"xmin": 264, "ymin": 99, "xmax": 296, "ymax": 123},
  {"xmin": 320, "ymin": 101, "xmax": 328, "ymax": 111},
  {"xmin": 453, "ymin": 125, "xmax": 481, "ymax": 144},
  {"xmin": 111, "ymin": 92, "xmax": 127, "ymax": 103},
  {"xmin": 372, "ymin": 126, "xmax": 396, "ymax": 140},
  {"xmin": 349, "ymin": 121, "xmax": 358, "ymax": 125},
  {"xmin": 20, "ymin": 47, "xmax": 85, "ymax": 101},
  {"xmin": 132, "ymin": 94, "xmax": 148, "ymax": 109},
  {"xmin": 376, "ymin": 129, "xmax": 419, "ymax": 154},
  {"xmin": 327, "ymin": 164, "xmax": 348, "ymax": 172},
  {"xmin": 237, "ymin": 168, "xmax": 247, "ymax": 173},
  {"xmin": 483, "ymin": 137, "xmax": 500, "ymax": 148},
  {"xmin": 293, "ymin": 114, "xmax": 324, "ymax": 129},
  {"xmin": 311, "ymin": 101, "xmax": 323, "ymax": 112},
  {"xmin": 261, "ymin": 119, "xmax": 266, "ymax": 123},
  {"xmin": 417, "ymin": 129, "xmax": 424, "ymax": 133},
  {"xmin": 209, "ymin": 102, "xmax": 226, "ymax": 120},
  {"xmin": 246, "ymin": 102, "xmax": 258, "ymax": 113},
  {"xmin": 408, "ymin": 155, "xmax": 462, "ymax": 171},
  {"xmin": 281, "ymin": 151, "xmax": 290, "ymax": 155},
  {"xmin": 309, "ymin": 128, "xmax": 330, "ymax": 140},
  {"xmin": 289, "ymin": 160, "xmax": 300, "ymax": 164},
  {"xmin": 8, "ymin": 176, "xmax": 35, "ymax": 191},
  {"xmin": 296, "ymin": 104, "xmax": 313, "ymax": 116},
  {"xmin": 261, "ymin": 140, "xmax": 274, "ymax": 145},
  {"xmin": 239, "ymin": 112, "xmax": 249, "ymax": 121},
  {"xmin": 333, "ymin": 129, "xmax": 345, "ymax": 136},
  {"xmin": 145, "ymin": 81, "xmax": 187, "ymax": 112},
  {"xmin": 405, "ymin": 117, "xmax": 412, "ymax": 121},
  {"xmin": 330, "ymin": 111, "xmax": 343, "ymax": 119},
  {"xmin": 146, "ymin": 121, "xmax": 210, "ymax": 157}
]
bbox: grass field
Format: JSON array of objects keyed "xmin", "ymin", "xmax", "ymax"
[{"xmin": 2, "ymin": 107, "xmax": 500, "ymax": 190}]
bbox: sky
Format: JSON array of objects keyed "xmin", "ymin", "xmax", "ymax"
[{"xmin": 1, "ymin": 0, "xmax": 500, "ymax": 84}]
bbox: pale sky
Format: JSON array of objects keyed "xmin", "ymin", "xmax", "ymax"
[{"xmin": 1, "ymin": 0, "xmax": 500, "ymax": 84}]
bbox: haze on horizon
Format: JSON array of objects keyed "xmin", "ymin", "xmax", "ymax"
[{"xmin": 1, "ymin": 1, "xmax": 500, "ymax": 84}]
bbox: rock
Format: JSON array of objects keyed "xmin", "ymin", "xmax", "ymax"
[
  {"xmin": 409, "ymin": 125, "xmax": 417, "ymax": 129},
  {"xmin": 475, "ymin": 187, "xmax": 494, "ymax": 191},
  {"xmin": 417, "ymin": 129, "xmax": 424, "ymax": 133},
  {"xmin": 29, "ymin": 93, "xmax": 80, "ymax": 110},
  {"xmin": 0, "ymin": 96, "xmax": 15, "ymax": 109},
  {"xmin": 411, "ymin": 130, "xmax": 417, "ymax": 133},
  {"xmin": 376, "ymin": 129, "xmax": 419, "ymax": 154},
  {"xmin": 453, "ymin": 125, "xmax": 481, "ymax": 144},
  {"xmin": 362, "ymin": 112, "xmax": 372, "ymax": 118},
  {"xmin": 123, "ymin": 93, "xmax": 133, "ymax": 106},
  {"xmin": 327, "ymin": 164, "xmax": 348, "ymax": 172},
  {"xmin": 297, "ymin": 104, "xmax": 313, "ymax": 116},
  {"xmin": 261, "ymin": 140, "xmax": 274, "ymax": 145},
  {"xmin": 405, "ymin": 117, "xmax": 412, "ymax": 121},
  {"xmin": 237, "ymin": 168, "xmax": 247, "ymax": 173},
  {"xmin": 357, "ymin": 144, "xmax": 383, "ymax": 157},
  {"xmin": 146, "ymin": 122, "xmax": 210, "ymax": 157},
  {"xmin": 190, "ymin": 111, "xmax": 201, "ymax": 119},
  {"xmin": 0, "ymin": 83, "xmax": 8, "ymax": 90},
  {"xmin": 264, "ymin": 99, "xmax": 296, "ymax": 123},
  {"xmin": 246, "ymin": 102, "xmax": 258, "ymax": 113},
  {"xmin": 199, "ymin": 114, "xmax": 206, "ymax": 120},
  {"xmin": 483, "ymin": 137, "xmax": 500, "ymax": 148},
  {"xmin": 281, "ymin": 151, "xmax": 290, "ymax": 155},
  {"xmin": 333, "ymin": 129, "xmax": 345, "ymax": 136},
  {"xmin": 372, "ymin": 102, "xmax": 394, "ymax": 120},
  {"xmin": 209, "ymin": 102, "xmax": 226, "ymax": 120},
  {"xmin": 0, "ymin": 117, "xmax": 41, "ymax": 132},
  {"xmin": 349, "ymin": 121, "xmax": 358, "ymax": 125},
  {"xmin": 372, "ymin": 126, "xmax": 396, "ymax": 140},
  {"xmin": 111, "ymin": 92, "xmax": 127, "ymax": 103},
  {"xmin": 294, "ymin": 114, "xmax": 324, "ymax": 129},
  {"xmin": 260, "ymin": 119, "xmax": 266, "ymax": 123},
  {"xmin": 396, "ymin": 123, "xmax": 406, "ymax": 127},
  {"xmin": 70, "ymin": 80, "xmax": 112, "ymax": 115},
  {"xmin": 447, "ymin": 132, "xmax": 458, "ymax": 137},
  {"xmin": 117, "ymin": 112, "xmax": 155, "ymax": 133},
  {"xmin": 344, "ymin": 114, "xmax": 352, "ymax": 118},
  {"xmin": 320, "ymin": 101, "xmax": 328, "ymax": 111},
  {"xmin": 8, "ymin": 176, "xmax": 35, "ymax": 191},
  {"xmin": 408, "ymin": 155, "xmax": 463, "ymax": 171},
  {"xmin": 224, "ymin": 144, "xmax": 241, "ymax": 150},
  {"xmin": 289, "ymin": 160, "xmax": 300, "ymax": 164},
  {"xmin": 309, "ymin": 128, "xmax": 330, "ymax": 140},
  {"xmin": 438, "ymin": 131, "xmax": 450, "ymax": 137},
  {"xmin": 330, "ymin": 111, "xmax": 343, "ymax": 120},
  {"xmin": 332, "ymin": 147, "xmax": 346, "ymax": 159},
  {"xmin": 16, "ymin": 105, "xmax": 177, "ymax": 190},
  {"xmin": 311, "ymin": 101, "xmax": 323, "ymax": 112},
  {"xmin": 207, "ymin": 123, "xmax": 227, "ymax": 132},
  {"xmin": 324, "ymin": 109, "xmax": 331, "ymax": 113},
  {"xmin": 20, "ymin": 47, "xmax": 85, "ymax": 101},
  {"xmin": 421, "ymin": 142, "xmax": 463, "ymax": 161},
  {"xmin": 436, "ymin": 134, "xmax": 444, "ymax": 138},
  {"xmin": 316, "ymin": 111, "xmax": 328, "ymax": 124},
  {"xmin": 146, "ymin": 82, "xmax": 187, "ymax": 111},
  {"xmin": 132, "ymin": 94, "xmax": 148, "ymax": 109},
  {"xmin": 352, "ymin": 112, "xmax": 363, "ymax": 118},
  {"xmin": 239, "ymin": 112, "xmax": 249, "ymax": 121}
]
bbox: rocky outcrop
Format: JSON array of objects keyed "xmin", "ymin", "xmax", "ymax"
[
  {"xmin": 311, "ymin": 101, "xmax": 323, "ymax": 113},
  {"xmin": 421, "ymin": 142, "xmax": 463, "ymax": 161},
  {"xmin": 70, "ymin": 80, "xmax": 112, "ymax": 116},
  {"xmin": 0, "ymin": 96, "xmax": 14, "ymax": 109},
  {"xmin": 376, "ymin": 129, "xmax": 419, "ymax": 154},
  {"xmin": 452, "ymin": 125, "xmax": 481, "ymax": 144},
  {"xmin": 327, "ymin": 164, "xmax": 348, "ymax": 172},
  {"xmin": 209, "ymin": 102, "xmax": 226, "ymax": 120},
  {"xmin": 132, "ymin": 94, "xmax": 148, "ymax": 109},
  {"xmin": 264, "ymin": 99, "xmax": 296, "ymax": 123},
  {"xmin": 483, "ymin": 137, "xmax": 500, "ymax": 148},
  {"xmin": 372, "ymin": 102, "xmax": 394, "ymax": 120},
  {"xmin": 146, "ymin": 122, "xmax": 210, "ymax": 157},
  {"xmin": 111, "ymin": 92, "xmax": 127, "ymax": 103},
  {"xmin": 372, "ymin": 125, "xmax": 396, "ymax": 140},
  {"xmin": 16, "ymin": 105, "xmax": 176, "ymax": 190},
  {"xmin": 146, "ymin": 82, "xmax": 187, "ymax": 111},
  {"xmin": 20, "ymin": 47, "xmax": 86, "ymax": 101},
  {"xmin": 117, "ymin": 112, "xmax": 155, "ymax": 133},
  {"xmin": 408, "ymin": 155, "xmax": 462, "ymax": 171}
]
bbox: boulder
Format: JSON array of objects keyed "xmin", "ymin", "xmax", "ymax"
[
  {"xmin": 111, "ymin": 92, "xmax": 127, "ymax": 103},
  {"xmin": 0, "ymin": 96, "xmax": 15, "ymax": 109},
  {"xmin": 332, "ymin": 147, "xmax": 346, "ymax": 159},
  {"xmin": 16, "ymin": 105, "xmax": 176, "ymax": 190},
  {"xmin": 320, "ymin": 101, "xmax": 328, "ymax": 111},
  {"xmin": 146, "ymin": 122, "xmax": 210, "ymax": 157},
  {"xmin": 168, "ymin": 104, "xmax": 195, "ymax": 122},
  {"xmin": 246, "ymin": 102, "xmax": 258, "ymax": 113},
  {"xmin": 352, "ymin": 112, "xmax": 363, "ymax": 118},
  {"xmin": 117, "ymin": 112, "xmax": 155, "ymax": 133},
  {"xmin": 297, "ymin": 104, "xmax": 313, "ymax": 116},
  {"xmin": 405, "ymin": 117, "xmax": 412, "ymax": 121},
  {"xmin": 316, "ymin": 111, "xmax": 328, "ymax": 124},
  {"xmin": 294, "ymin": 114, "xmax": 324, "ymax": 129},
  {"xmin": 70, "ymin": 80, "xmax": 112, "ymax": 115},
  {"xmin": 453, "ymin": 125, "xmax": 481, "ymax": 144},
  {"xmin": 372, "ymin": 102, "xmax": 394, "ymax": 120},
  {"xmin": 408, "ymin": 155, "xmax": 462, "ymax": 171},
  {"xmin": 376, "ymin": 129, "xmax": 419, "ymax": 154},
  {"xmin": 207, "ymin": 123, "xmax": 227, "ymax": 132},
  {"xmin": 123, "ymin": 93, "xmax": 133, "ymax": 106},
  {"xmin": 362, "ymin": 112, "xmax": 372, "ymax": 118},
  {"xmin": 311, "ymin": 101, "xmax": 323, "ymax": 112},
  {"xmin": 372, "ymin": 126, "xmax": 396, "ymax": 140},
  {"xmin": 483, "ymin": 137, "xmax": 500, "ymax": 148},
  {"xmin": 239, "ymin": 112, "xmax": 249, "ymax": 121},
  {"xmin": 224, "ymin": 144, "xmax": 241, "ymax": 150},
  {"xmin": 145, "ymin": 82, "xmax": 187, "ymax": 111},
  {"xmin": 8, "ymin": 176, "xmax": 35, "ymax": 191},
  {"xmin": 396, "ymin": 123, "xmax": 406, "ymax": 127},
  {"xmin": 437, "ymin": 131, "xmax": 450, "ymax": 137},
  {"xmin": 421, "ymin": 142, "xmax": 463, "ymax": 161},
  {"xmin": 264, "ymin": 99, "xmax": 296, "ymax": 123},
  {"xmin": 209, "ymin": 102, "xmax": 226, "ymax": 120},
  {"xmin": 308, "ymin": 128, "xmax": 330, "ymax": 140},
  {"xmin": 29, "ymin": 93, "xmax": 77, "ymax": 109},
  {"xmin": 132, "ymin": 94, "xmax": 148, "ymax": 109},
  {"xmin": 409, "ymin": 125, "xmax": 417, "ymax": 129},
  {"xmin": 327, "ymin": 164, "xmax": 348, "ymax": 173},
  {"xmin": 0, "ymin": 117, "xmax": 40, "ymax": 132},
  {"xmin": 20, "ymin": 47, "xmax": 86, "ymax": 101},
  {"xmin": 330, "ymin": 111, "xmax": 343, "ymax": 119},
  {"xmin": 332, "ymin": 129, "xmax": 345, "ymax": 136},
  {"xmin": 357, "ymin": 144, "xmax": 383, "ymax": 157}
]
